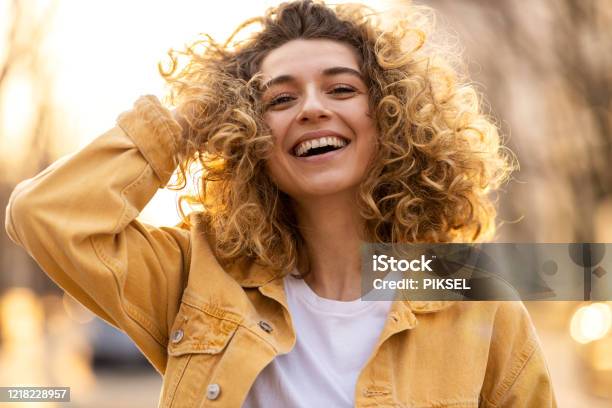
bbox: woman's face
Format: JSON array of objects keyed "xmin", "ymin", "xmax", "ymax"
[{"xmin": 260, "ymin": 39, "xmax": 378, "ymax": 201}]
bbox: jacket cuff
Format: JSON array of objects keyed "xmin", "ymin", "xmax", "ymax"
[{"xmin": 116, "ymin": 95, "xmax": 182, "ymax": 187}]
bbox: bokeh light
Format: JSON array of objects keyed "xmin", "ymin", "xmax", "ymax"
[{"xmin": 570, "ymin": 303, "xmax": 612, "ymax": 344}]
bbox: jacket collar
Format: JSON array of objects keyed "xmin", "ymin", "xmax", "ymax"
[
  {"xmin": 229, "ymin": 260, "xmax": 455, "ymax": 314},
  {"xmin": 198, "ymin": 211, "xmax": 455, "ymax": 315}
]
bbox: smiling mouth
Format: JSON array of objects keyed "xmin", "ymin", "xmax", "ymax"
[{"xmin": 292, "ymin": 136, "xmax": 351, "ymax": 158}]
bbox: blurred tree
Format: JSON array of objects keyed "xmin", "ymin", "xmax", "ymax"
[
  {"xmin": 549, "ymin": 0, "xmax": 611, "ymax": 241},
  {"xmin": 1, "ymin": 0, "xmax": 59, "ymax": 291},
  {"xmin": 424, "ymin": 0, "xmax": 612, "ymax": 242}
]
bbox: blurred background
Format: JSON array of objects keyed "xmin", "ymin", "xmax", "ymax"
[{"xmin": 0, "ymin": 0, "xmax": 610, "ymax": 406}]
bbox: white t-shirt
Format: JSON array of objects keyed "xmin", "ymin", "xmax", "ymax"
[{"xmin": 242, "ymin": 272, "xmax": 393, "ymax": 407}]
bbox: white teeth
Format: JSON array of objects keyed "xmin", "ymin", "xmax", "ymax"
[{"xmin": 294, "ymin": 136, "xmax": 349, "ymax": 157}]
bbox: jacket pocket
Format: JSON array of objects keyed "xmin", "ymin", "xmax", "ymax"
[{"xmin": 160, "ymin": 300, "xmax": 240, "ymax": 408}]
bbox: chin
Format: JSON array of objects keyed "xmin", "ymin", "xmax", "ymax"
[{"xmin": 288, "ymin": 179, "xmax": 361, "ymax": 200}]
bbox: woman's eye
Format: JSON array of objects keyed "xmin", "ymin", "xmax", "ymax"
[
  {"xmin": 268, "ymin": 94, "xmax": 295, "ymax": 107},
  {"xmin": 329, "ymin": 85, "xmax": 357, "ymax": 94}
]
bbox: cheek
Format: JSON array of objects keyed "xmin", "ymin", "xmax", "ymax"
[
  {"xmin": 263, "ymin": 115, "xmax": 290, "ymax": 187},
  {"xmin": 264, "ymin": 111, "xmax": 292, "ymax": 143},
  {"xmin": 343, "ymin": 97, "xmax": 376, "ymax": 136},
  {"xmin": 264, "ymin": 111, "xmax": 295, "ymax": 176},
  {"xmin": 350, "ymin": 111, "xmax": 379, "ymax": 158},
  {"xmin": 264, "ymin": 160, "xmax": 283, "ymax": 196},
  {"xmin": 360, "ymin": 106, "xmax": 377, "ymax": 132}
]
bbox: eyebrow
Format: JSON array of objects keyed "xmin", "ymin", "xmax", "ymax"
[{"xmin": 261, "ymin": 66, "xmax": 365, "ymax": 91}]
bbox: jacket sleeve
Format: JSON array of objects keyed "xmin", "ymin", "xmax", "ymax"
[
  {"xmin": 4, "ymin": 95, "xmax": 190, "ymax": 374},
  {"xmin": 480, "ymin": 302, "xmax": 557, "ymax": 408}
]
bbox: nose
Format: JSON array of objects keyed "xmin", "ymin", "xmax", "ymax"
[{"xmin": 296, "ymin": 88, "xmax": 331, "ymax": 124}]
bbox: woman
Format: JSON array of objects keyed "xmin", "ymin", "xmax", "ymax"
[{"xmin": 5, "ymin": 1, "xmax": 556, "ymax": 406}]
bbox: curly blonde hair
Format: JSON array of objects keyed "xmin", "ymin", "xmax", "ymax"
[{"xmin": 160, "ymin": 0, "xmax": 513, "ymax": 274}]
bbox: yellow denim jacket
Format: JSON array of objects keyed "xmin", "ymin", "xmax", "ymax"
[{"xmin": 5, "ymin": 96, "xmax": 556, "ymax": 408}]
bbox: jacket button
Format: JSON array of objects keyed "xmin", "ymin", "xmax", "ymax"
[
  {"xmin": 171, "ymin": 329, "xmax": 184, "ymax": 344},
  {"xmin": 206, "ymin": 383, "xmax": 221, "ymax": 400},
  {"xmin": 258, "ymin": 320, "xmax": 273, "ymax": 333}
]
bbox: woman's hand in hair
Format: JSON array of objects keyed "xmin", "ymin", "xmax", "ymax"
[{"xmin": 171, "ymin": 108, "xmax": 190, "ymax": 140}]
